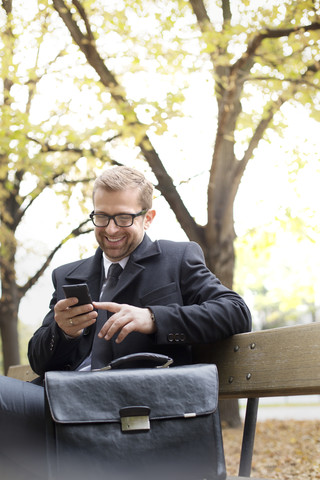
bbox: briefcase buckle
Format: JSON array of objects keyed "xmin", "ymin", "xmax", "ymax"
[{"xmin": 120, "ymin": 406, "xmax": 151, "ymax": 432}]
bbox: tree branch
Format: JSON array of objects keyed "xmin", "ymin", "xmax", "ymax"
[
  {"xmin": 53, "ymin": 0, "xmax": 125, "ymax": 102},
  {"xmin": 248, "ymin": 74, "xmax": 320, "ymax": 91},
  {"xmin": 27, "ymin": 135, "xmax": 122, "ymax": 155},
  {"xmin": 72, "ymin": 0, "xmax": 95, "ymax": 41},
  {"xmin": 16, "ymin": 170, "xmax": 91, "ymax": 225},
  {"xmin": 237, "ymin": 98, "xmax": 284, "ymax": 178},
  {"xmin": 18, "ymin": 220, "xmax": 93, "ymax": 297},
  {"xmin": 17, "ymin": 132, "xmax": 126, "ymax": 226},
  {"xmin": 25, "ymin": 48, "xmax": 67, "ymax": 114},
  {"xmin": 231, "ymin": 22, "xmax": 320, "ymax": 78},
  {"xmin": 2, "ymin": 0, "xmax": 12, "ymax": 15},
  {"xmin": 188, "ymin": 0, "xmax": 212, "ymax": 27},
  {"xmin": 221, "ymin": 0, "xmax": 231, "ymax": 22}
]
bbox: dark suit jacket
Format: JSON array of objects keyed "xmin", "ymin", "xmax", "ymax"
[{"xmin": 28, "ymin": 235, "xmax": 251, "ymax": 375}]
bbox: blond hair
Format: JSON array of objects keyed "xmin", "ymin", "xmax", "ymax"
[{"xmin": 93, "ymin": 166, "xmax": 154, "ymax": 209}]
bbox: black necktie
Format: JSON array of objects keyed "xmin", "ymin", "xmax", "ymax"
[{"xmin": 91, "ymin": 263, "xmax": 123, "ymax": 369}]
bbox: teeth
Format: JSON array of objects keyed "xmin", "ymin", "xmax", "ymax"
[{"xmin": 107, "ymin": 237, "xmax": 123, "ymax": 243}]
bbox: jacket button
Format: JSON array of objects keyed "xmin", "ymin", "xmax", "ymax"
[{"xmin": 168, "ymin": 333, "xmax": 174, "ymax": 342}]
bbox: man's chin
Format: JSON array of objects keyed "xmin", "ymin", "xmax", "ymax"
[
  {"xmin": 98, "ymin": 240, "xmax": 125, "ymax": 260},
  {"xmin": 102, "ymin": 245, "xmax": 129, "ymax": 261},
  {"xmin": 104, "ymin": 251, "xmax": 125, "ymax": 261}
]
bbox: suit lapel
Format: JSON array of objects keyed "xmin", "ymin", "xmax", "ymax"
[
  {"xmin": 65, "ymin": 248, "xmax": 103, "ymax": 302},
  {"xmin": 113, "ymin": 235, "xmax": 161, "ymax": 297}
]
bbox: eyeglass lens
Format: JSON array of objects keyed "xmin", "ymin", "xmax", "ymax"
[{"xmin": 93, "ymin": 214, "xmax": 134, "ymax": 227}]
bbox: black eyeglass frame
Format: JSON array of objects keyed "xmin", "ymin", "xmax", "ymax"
[{"xmin": 89, "ymin": 209, "xmax": 148, "ymax": 228}]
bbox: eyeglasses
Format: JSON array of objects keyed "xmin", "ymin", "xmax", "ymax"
[{"xmin": 89, "ymin": 209, "xmax": 148, "ymax": 228}]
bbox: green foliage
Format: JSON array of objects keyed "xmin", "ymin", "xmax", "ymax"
[
  {"xmin": 235, "ymin": 217, "xmax": 320, "ymax": 329},
  {"xmin": 0, "ymin": 0, "xmax": 102, "ymax": 373},
  {"xmin": 1, "ymin": 0, "xmax": 320, "ymax": 372},
  {"xmin": 0, "ymin": 0, "xmax": 112, "ymax": 234},
  {"xmin": 234, "ymin": 125, "xmax": 320, "ymax": 330}
]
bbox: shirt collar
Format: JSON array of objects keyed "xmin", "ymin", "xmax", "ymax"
[{"xmin": 102, "ymin": 253, "xmax": 129, "ymax": 278}]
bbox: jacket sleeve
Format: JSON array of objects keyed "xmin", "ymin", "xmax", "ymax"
[
  {"xmin": 150, "ymin": 242, "xmax": 251, "ymax": 345},
  {"xmin": 27, "ymin": 271, "xmax": 87, "ymax": 376}
]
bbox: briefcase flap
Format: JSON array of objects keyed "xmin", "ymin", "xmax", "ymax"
[{"xmin": 45, "ymin": 364, "xmax": 218, "ymax": 424}]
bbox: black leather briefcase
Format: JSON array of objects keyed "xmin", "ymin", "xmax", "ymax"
[{"xmin": 45, "ymin": 354, "xmax": 226, "ymax": 480}]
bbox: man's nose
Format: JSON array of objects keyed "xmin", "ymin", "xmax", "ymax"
[{"xmin": 104, "ymin": 218, "xmax": 120, "ymax": 233}]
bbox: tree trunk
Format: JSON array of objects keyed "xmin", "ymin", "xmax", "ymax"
[
  {"xmin": 219, "ymin": 398, "xmax": 241, "ymax": 428},
  {"xmin": 0, "ymin": 223, "xmax": 21, "ymax": 374},
  {"xmin": 53, "ymin": 0, "xmax": 247, "ymax": 428},
  {"xmin": 0, "ymin": 304, "xmax": 20, "ymax": 375},
  {"xmin": 0, "ymin": 256, "xmax": 20, "ymax": 374},
  {"xmin": 200, "ymin": 186, "xmax": 242, "ymax": 427}
]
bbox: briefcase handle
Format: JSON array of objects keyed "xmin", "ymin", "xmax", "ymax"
[{"xmin": 106, "ymin": 352, "xmax": 173, "ymax": 370}]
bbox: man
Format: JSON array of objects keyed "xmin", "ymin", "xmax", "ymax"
[
  {"xmin": 28, "ymin": 165, "xmax": 251, "ymax": 374},
  {"xmin": 0, "ymin": 166, "xmax": 251, "ymax": 478}
]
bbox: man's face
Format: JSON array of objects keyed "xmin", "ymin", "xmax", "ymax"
[{"xmin": 93, "ymin": 187, "xmax": 155, "ymax": 261}]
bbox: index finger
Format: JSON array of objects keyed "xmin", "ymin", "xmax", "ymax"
[{"xmin": 92, "ymin": 301, "xmax": 120, "ymax": 312}]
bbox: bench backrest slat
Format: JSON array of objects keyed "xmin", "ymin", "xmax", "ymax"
[
  {"xmin": 193, "ymin": 323, "xmax": 320, "ymax": 398},
  {"xmin": 7, "ymin": 364, "xmax": 38, "ymax": 382}
]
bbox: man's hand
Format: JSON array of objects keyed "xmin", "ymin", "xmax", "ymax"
[
  {"xmin": 54, "ymin": 298, "xmax": 98, "ymax": 337},
  {"xmin": 92, "ymin": 302, "xmax": 156, "ymax": 344}
]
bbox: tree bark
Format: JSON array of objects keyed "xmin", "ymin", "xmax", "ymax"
[
  {"xmin": 0, "ymin": 305, "xmax": 20, "ymax": 375},
  {"xmin": 0, "ymin": 251, "xmax": 20, "ymax": 374},
  {"xmin": 219, "ymin": 399, "xmax": 242, "ymax": 428}
]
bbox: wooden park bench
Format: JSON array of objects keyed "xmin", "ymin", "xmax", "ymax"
[
  {"xmin": 8, "ymin": 322, "xmax": 320, "ymax": 480},
  {"xmin": 194, "ymin": 321, "xmax": 320, "ymax": 479}
]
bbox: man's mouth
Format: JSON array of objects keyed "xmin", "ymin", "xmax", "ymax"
[{"xmin": 106, "ymin": 236, "xmax": 125, "ymax": 244}]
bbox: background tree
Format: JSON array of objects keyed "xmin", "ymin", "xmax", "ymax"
[
  {"xmin": 51, "ymin": 0, "xmax": 320, "ymax": 284},
  {"xmin": 0, "ymin": 0, "xmax": 108, "ymax": 373},
  {"xmin": 1, "ymin": 0, "xmax": 319, "ymax": 427},
  {"xmin": 50, "ymin": 0, "xmax": 320, "ymax": 425}
]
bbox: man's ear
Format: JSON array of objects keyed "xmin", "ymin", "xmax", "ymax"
[{"xmin": 144, "ymin": 209, "xmax": 156, "ymax": 230}]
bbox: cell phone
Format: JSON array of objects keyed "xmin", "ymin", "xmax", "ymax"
[{"xmin": 62, "ymin": 283, "xmax": 93, "ymax": 306}]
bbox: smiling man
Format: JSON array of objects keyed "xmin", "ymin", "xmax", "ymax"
[
  {"xmin": 0, "ymin": 166, "xmax": 251, "ymax": 478},
  {"xmin": 28, "ymin": 165, "xmax": 251, "ymax": 374}
]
